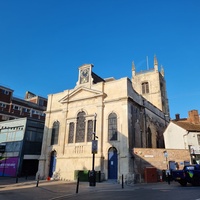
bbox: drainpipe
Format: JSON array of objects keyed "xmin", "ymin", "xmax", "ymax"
[{"xmin": 183, "ymin": 131, "xmax": 189, "ymax": 149}]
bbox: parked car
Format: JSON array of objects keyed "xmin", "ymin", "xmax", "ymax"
[{"xmin": 172, "ymin": 164, "xmax": 200, "ymax": 186}]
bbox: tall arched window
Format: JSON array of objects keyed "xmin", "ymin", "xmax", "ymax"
[
  {"xmin": 87, "ymin": 120, "xmax": 93, "ymax": 142},
  {"xmin": 51, "ymin": 121, "xmax": 60, "ymax": 145},
  {"xmin": 147, "ymin": 127, "xmax": 152, "ymax": 148},
  {"xmin": 68, "ymin": 122, "xmax": 74, "ymax": 143},
  {"xmin": 75, "ymin": 111, "xmax": 86, "ymax": 143},
  {"xmin": 156, "ymin": 132, "xmax": 159, "ymax": 148},
  {"xmin": 108, "ymin": 112, "xmax": 118, "ymax": 141}
]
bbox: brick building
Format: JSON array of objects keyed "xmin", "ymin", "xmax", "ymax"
[
  {"xmin": 0, "ymin": 85, "xmax": 47, "ymax": 177},
  {"xmin": 0, "ymin": 85, "xmax": 47, "ymax": 122}
]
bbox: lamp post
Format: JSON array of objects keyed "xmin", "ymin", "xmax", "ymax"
[
  {"xmin": 163, "ymin": 150, "xmax": 168, "ymax": 169},
  {"xmin": 163, "ymin": 150, "xmax": 171, "ymax": 184},
  {"xmin": 189, "ymin": 145, "xmax": 193, "ymax": 164},
  {"xmin": 190, "ymin": 146, "xmax": 197, "ymax": 164},
  {"xmin": 89, "ymin": 113, "xmax": 97, "ymax": 187},
  {"xmin": 92, "ymin": 113, "xmax": 97, "ymax": 171}
]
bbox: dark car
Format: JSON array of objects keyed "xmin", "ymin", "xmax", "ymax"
[{"xmin": 172, "ymin": 164, "xmax": 200, "ymax": 186}]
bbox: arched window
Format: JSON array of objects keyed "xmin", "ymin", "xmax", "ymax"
[
  {"xmin": 51, "ymin": 121, "xmax": 60, "ymax": 145},
  {"xmin": 156, "ymin": 132, "xmax": 159, "ymax": 148},
  {"xmin": 142, "ymin": 82, "xmax": 149, "ymax": 94},
  {"xmin": 75, "ymin": 111, "xmax": 86, "ymax": 143},
  {"xmin": 68, "ymin": 122, "xmax": 74, "ymax": 143},
  {"xmin": 87, "ymin": 120, "xmax": 93, "ymax": 142},
  {"xmin": 108, "ymin": 112, "xmax": 118, "ymax": 141},
  {"xmin": 147, "ymin": 127, "xmax": 152, "ymax": 148}
]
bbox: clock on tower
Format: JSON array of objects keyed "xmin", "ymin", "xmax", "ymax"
[{"xmin": 80, "ymin": 68, "xmax": 90, "ymax": 84}]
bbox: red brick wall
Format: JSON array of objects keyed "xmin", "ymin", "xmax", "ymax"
[{"xmin": 133, "ymin": 148, "xmax": 191, "ymax": 182}]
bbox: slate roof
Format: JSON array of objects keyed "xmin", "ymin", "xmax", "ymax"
[
  {"xmin": 172, "ymin": 121, "xmax": 200, "ymax": 132},
  {"xmin": 92, "ymin": 72, "xmax": 105, "ymax": 84}
]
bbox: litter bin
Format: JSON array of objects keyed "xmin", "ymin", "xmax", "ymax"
[{"xmin": 88, "ymin": 170, "xmax": 96, "ymax": 186}]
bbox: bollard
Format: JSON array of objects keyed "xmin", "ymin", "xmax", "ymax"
[
  {"xmin": 122, "ymin": 174, "xmax": 124, "ymax": 189},
  {"xmin": 36, "ymin": 174, "xmax": 40, "ymax": 187},
  {"xmin": 25, "ymin": 170, "xmax": 28, "ymax": 180},
  {"xmin": 76, "ymin": 177, "xmax": 80, "ymax": 193},
  {"xmin": 16, "ymin": 175, "xmax": 19, "ymax": 183},
  {"xmin": 167, "ymin": 172, "xmax": 170, "ymax": 185}
]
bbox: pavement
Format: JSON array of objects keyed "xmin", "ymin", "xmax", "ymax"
[
  {"xmin": 0, "ymin": 176, "xmax": 45, "ymax": 188},
  {"xmin": 0, "ymin": 175, "xmax": 174, "ymax": 189},
  {"xmin": 0, "ymin": 176, "xmax": 178, "ymax": 200},
  {"xmin": 0, "ymin": 176, "xmax": 123, "ymax": 191}
]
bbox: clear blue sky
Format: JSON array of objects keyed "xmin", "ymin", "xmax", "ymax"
[{"xmin": 0, "ymin": 0, "xmax": 200, "ymax": 119}]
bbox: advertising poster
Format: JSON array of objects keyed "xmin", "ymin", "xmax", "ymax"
[{"xmin": 0, "ymin": 157, "xmax": 18, "ymax": 177}]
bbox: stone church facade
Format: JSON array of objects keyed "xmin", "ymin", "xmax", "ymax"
[{"xmin": 38, "ymin": 59, "xmax": 170, "ymax": 182}]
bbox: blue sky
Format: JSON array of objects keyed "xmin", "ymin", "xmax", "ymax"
[{"xmin": 0, "ymin": 0, "xmax": 200, "ymax": 119}]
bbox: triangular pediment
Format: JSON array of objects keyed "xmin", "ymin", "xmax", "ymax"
[{"xmin": 59, "ymin": 86, "xmax": 105, "ymax": 103}]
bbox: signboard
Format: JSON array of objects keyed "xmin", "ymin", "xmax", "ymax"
[
  {"xmin": 92, "ymin": 140, "xmax": 98, "ymax": 154},
  {"xmin": 0, "ymin": 157, "xmax": 18, "ymax": 176},
  {"xmin": 144, "ymin": 155, "xmax": 154, "ymax": 158}
]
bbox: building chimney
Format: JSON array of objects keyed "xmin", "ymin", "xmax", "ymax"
[
  {"xmin": 175, "ymin": 114, "xmax": 180, "ymax": 121},
  {"xmin": 188, "ymin": 110, "xmax": 199, "ymax": 124}
]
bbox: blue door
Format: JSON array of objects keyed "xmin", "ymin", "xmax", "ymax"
[
  {"xmin": 49, "ymin": 151, "xmax": 57, "ymax": 177},
  {"xmin": 108, "ymin": 147, "xmax": 118, "ymax": 179}
]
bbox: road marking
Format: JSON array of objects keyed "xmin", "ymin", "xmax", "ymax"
[{"xmin": 49, "ymin": 194, "xmax": 75, "ymax": 200}]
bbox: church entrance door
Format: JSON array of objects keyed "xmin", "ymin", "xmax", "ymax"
[
  {"xmin": 48, "ymin": 151, "xmax": 57, "ymax": 177},
  {"xmin": 108, "ymin": 147, "xmax": 118, "ymax": 179}
]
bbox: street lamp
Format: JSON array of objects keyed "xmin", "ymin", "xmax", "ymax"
[
  {"xmin": 89, "ymin": 113, "xmax": 98, "ymax": 186},
  {"xmin": 163, "ymin": 150, "xmax": 168, "ymax": 169},
  {"xmin": 92, "ymin": 113, "xmax": 97, "ymax": 171},
  {"xmin": 163, "ymin": 150, "xmax": 171, "ymax": 184}
]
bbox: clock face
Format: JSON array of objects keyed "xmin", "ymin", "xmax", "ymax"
[{"xmin": 80, "ymin": 68, "xmax": 89, "ymax": 84}]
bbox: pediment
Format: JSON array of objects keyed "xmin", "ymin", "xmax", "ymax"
[{"xmin": 59, "ymin": 86, "xmax": 105, "ymax": 103}]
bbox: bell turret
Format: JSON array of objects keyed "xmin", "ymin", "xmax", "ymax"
[
  {"xmin": 154, "ymin": 55, "xmax": 158, "ymax": 71},
  {"xmin": 132, "ymin": 61, "xmax": 136, "ymax": 77}
]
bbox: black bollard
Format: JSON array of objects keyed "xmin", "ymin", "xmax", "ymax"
[
  {"xmin": 122, "ymin": 174, "xmax": 124, "ymax": 189},
  {"xmin": 36, "ymin": 174, "xmax": 40, "ymax": 187},
  {"xmin": 25, "ymin": 170, "xmax": 28, "ymax": 180},
  {"xmin": 76, "ymin": 177, "xmax": 80, "ymax": 193},
  {"xmin": 167, "ymin": 172, "xmax": 170, "ymax": 185},
  {"xmin": 16, "ymin": 175, "xmax": 19, "ymax": 183}
]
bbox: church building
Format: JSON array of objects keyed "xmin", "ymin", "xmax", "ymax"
[
  {"xmin": 132, "ymin": 56, "xmax": 169, "ymax": 117},
  {"xmin": 38, "ymin": 58, "xmax": 170, "ymax": 182}
]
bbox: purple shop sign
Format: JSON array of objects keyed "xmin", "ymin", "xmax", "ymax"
[{"xmin": 0, "ymin": 157, "xmax": 18, "ymax": 177}]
